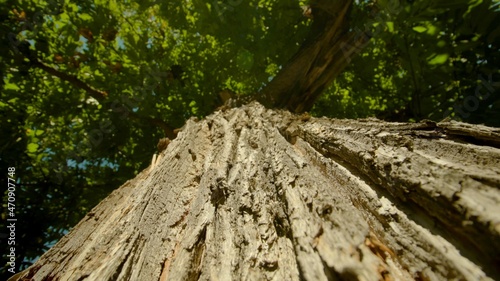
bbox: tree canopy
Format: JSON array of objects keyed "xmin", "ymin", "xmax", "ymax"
[{"xmin": 1, "ymin": 0, "xmax": 499, "ymax": 275}]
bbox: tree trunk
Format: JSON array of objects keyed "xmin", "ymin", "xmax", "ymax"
[
  {"xmin": 260, "ymin": 0, "xmax": 370, "ymax": 113},
  {"xmin": 12, "ymin": 102, "xmax": 500, "ymax": 281}
]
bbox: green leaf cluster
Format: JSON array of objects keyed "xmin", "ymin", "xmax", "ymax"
[{"xmin": 313, "ymin": 0, "xmax": 500, "ymax": 124}]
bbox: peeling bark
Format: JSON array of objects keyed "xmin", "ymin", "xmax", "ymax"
[{"xmin": 14, "ymin": 103, "xmax": 500, "ymax": 281}]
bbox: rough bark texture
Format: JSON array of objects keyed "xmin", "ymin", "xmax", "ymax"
[{"xmin": 13, "ymin": 102, "xmax": 500, "ymax": 281}]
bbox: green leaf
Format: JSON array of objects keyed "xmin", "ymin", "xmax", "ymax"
[
  {"xmin": 426, "ymin": 24, "xmax": 438, "ymax": 35},
  {"xmin": 427, "ymin": 54, "xmax": 449, "ymax": 65},
  {"xmin": 413, "ymin": 26, "xmax": 427, "ymax": 33},
  {"xmin": 236, "ymin": 49, "xmax": 254, "ymax": 71},
  {"xmin": 386, "ymin": 22, "xmax": 395, "ymax": 33},
  {"xmin": 4, "ymin": 82, "xmax": 20, "ymax": 90},
  {"xmin": 79, "ymin": 13, "xmax": 93, "ymax": 21},
  {"xmin": 27, "ymin": 143, "xmax": 39, "ymax": 153}
]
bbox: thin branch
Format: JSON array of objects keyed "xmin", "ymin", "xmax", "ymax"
[
  {"xmin": 128, "ymin": 111, "xmax": 177, "ymax": 139},
  {"xmin": 19, "ymin": 40, "xmax": 177, "ymax": 139},
  {"xmin": 31, "ymin": 60, "xmax": 108, "ymax": 101}
]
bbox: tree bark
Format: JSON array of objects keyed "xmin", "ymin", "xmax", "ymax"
[
  {"xmin": 12, "ymin": 103, "xmax": 500, "ymax": 281},
  {"xmin": 260, "ymin": 0, "xmax": 370, "ymax": 113}
]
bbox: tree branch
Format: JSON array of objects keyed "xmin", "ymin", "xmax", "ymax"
[
  {"xmin": 16, "ymin": 39, "xmax": 176, "ymax": 140},
  {"xmin": 31, "ymin": 60, "xmax": 108, "ymax": 101},
  {"xmin": 259, "ymin": 0, "xmax": 370, "ymax": 113},
  {"xmin": 127, "ymin": 111, "xmax": 177, "ymax": 139}
]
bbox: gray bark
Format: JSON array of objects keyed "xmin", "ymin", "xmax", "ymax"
[{"xmin": 13, "ymin": 102, "xmax": 500, "ymax": 281}]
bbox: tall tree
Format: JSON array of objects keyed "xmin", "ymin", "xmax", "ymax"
[
  {"xmin": 9, "ymin": 102, "xmax": 500, "ymax": 280},
  {"xmin": 1, "ymin": 0, "xmax": 499, "ymax": 278}
]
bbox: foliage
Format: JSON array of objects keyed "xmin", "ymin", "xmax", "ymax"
[
  {"xmin": 313, "ymin": 0, "xmax": 500, "ymax": 125},
  {"xmin": 0, "ymin": 0, "xmax": 499, "ymax": 275}
]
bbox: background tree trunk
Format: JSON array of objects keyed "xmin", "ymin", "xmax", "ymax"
[
  {"xmin": 12, "ymin": 103, "xmax": 500, "ymax": 281},
  {"xmin": 261, "ymin": 0, "xmax": 370, "ymax": 113}
]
